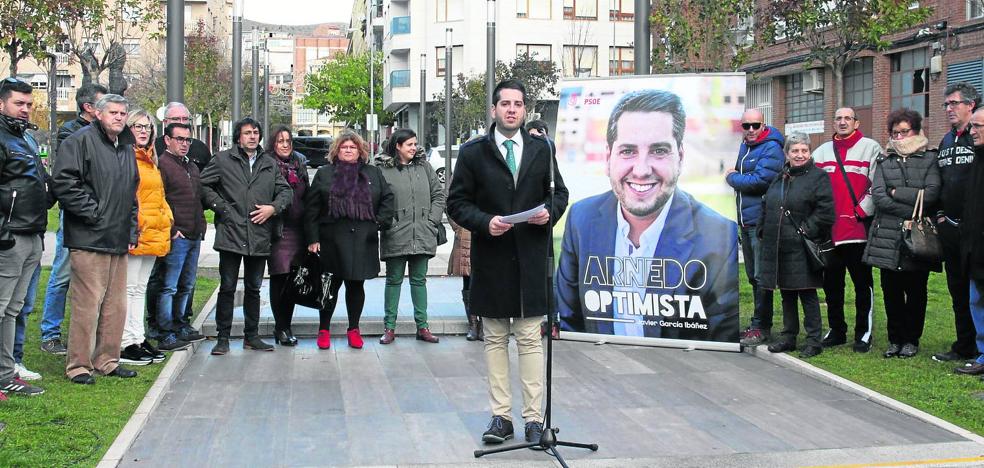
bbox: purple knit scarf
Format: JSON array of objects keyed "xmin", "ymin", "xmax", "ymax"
[{"xmin": 328, "ymin": 160, "xmax": 375, "ymax": 221}]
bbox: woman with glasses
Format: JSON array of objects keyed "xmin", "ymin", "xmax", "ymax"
[
  {"xmin": 374, "ymin": 129, "xmax": 445, "ymax": 345},
  {"xmin": 304, "ymin": 132, "xmax": 394, "ymax": 349},
  {"xmin": 122, "ymin": 110, "xmax": 173, "ymax": 365},
  {"xmin": 265, "ymin": 125, "xmax": 309, "ymax": 346},
  {"xmin": 863, "ymin": 108, "xmax": 941, "ymax": 359}
]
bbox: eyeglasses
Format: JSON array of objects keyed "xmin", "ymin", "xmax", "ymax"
[
  {"xmin": 165, "ymin": 115, "xmax": 191, "ymax": 122},
  {"xmin": 834, "ymin": 116, "xmax": 856, "ymax": 122},
  {"xmin": 741, "ymin": 122, "xmax": 762, "ymax": 130},
  {"xmin": 970, "ymin": 122, "xmax": 984, "ymax": 129},
  {"xmin": 890, "ymin": 128, "xmax": 913, "ymax": 138},
  {"xmin": 0, "ymin": 77, "xmax": 25, "ymax": 91},
  {"xmin": 169, "ymin": 136, "xmax": 192, "ymax": 144},
  {"xmin": 131, "ymin": 124, "xmax": 152, "ymax": 132},
  {"xmin": 942, "ymin": 100, "xmax": 971, "ymax": 109}
]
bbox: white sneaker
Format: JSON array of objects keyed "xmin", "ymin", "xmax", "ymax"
[{"xmin": 14, "ymin": 363, "xmax": 41, "ymax": 381}]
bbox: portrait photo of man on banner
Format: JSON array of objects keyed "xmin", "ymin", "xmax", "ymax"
[{"xmin": 554, "ymin": 74, "xmax": 743, "ymax": 351}]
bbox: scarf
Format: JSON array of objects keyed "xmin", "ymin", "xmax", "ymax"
[
  {"xmin": 328, "ymin": 160, "xmax": 374, "ymax": 221},
  {"xmin": 832, "ymin": 129, "xmax": 863, "ymax": 162},
  {"xmin": 886, "ymin": 134, "xmax": 928, "ymax": 158},
  {"xmin": 276, "ymin": 154, "xmax": 301, "ymax": 186}
]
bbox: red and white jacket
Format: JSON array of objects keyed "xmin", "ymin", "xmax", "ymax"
[{"xmin": 812, "ymin": 130, "xmax": 882, "ymax": 245}]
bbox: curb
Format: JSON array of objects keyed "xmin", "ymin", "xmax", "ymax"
[
  {"xmin": 97, "ymin": 288, "xmax": 220, "ymax": 468},
  {"xmin": 747, "ymin": 344, "xmax": 984, "ymax": 445}
]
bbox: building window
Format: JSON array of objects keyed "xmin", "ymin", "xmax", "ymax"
[
  {"xmin": 563, "ymin": 0, "xmax": 598, "ymax": 20},
  {"xmin": 123, "ymin": 39, "xmax": 140, "ymax": 58},
  {"xmin": 843, "ymin": 57, "xmax": 873, "ymax": 108},
  {"xmin": 516, "ymin": 43, "xmax": 552, "ymax": 63},
  {"xmin": 563, "ymin": 45, "xmax": 598, "ymax": 77},
  {"xmin": 436, "ymin": 0, "xmax": 463, "ymax": 22},
  {"xmin": 785, "ymin": 72, "xmax": 825, "ymax": 123},
  {"xmin": 747, "ymin": 79, "xmax": 773, "ymax": 125},
  {"xmin": 609, "ymin": 0, "xmax": 634, "ymax": 21},
  {"xmin": 947, "ymin": 58, "xmax": 984, "ymax": 93},
  {"xmin": 609, "ymin": 46, "xmax": 634, "ymax": 75},
  {"xmin": 435, "ymin": 45, "xmax": 463, "ymax": 77},
  {"xmin": 517, "ymin": 0, "xmax": 551, "ymax": 19},
  {"xmin": 970, "ymin": 0, "xmax": 984, "ymax": 19},
  {"xmin": 891, "ymin": 48, "xmax": 929, "ymax": 116}
]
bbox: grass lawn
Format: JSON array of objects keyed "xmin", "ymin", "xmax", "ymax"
[
  {"xmin": 0, "ymin": 267, "xmax": 218, "ymax": 467},
  {"xmin": 738, "ymin": 268, "xmax": 984, "ymax": 436}
]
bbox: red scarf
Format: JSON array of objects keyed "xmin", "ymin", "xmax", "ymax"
[{"xmin": 832, "ymin": 129, "xmax": 863, "ymax": 162}]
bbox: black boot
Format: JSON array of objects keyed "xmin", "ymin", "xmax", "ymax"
[{"xmin": 464, "ymin": 289, "xmax": 480, "ymax": 341}]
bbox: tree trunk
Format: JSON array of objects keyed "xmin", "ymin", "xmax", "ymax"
[
  {"xmin": 80, "ymin": 49, "xmax": 101, "ymax": 89},
  {"xmin": 832, "ymin": 63, "xmax": 845, "ymax": 110},
  {"xmin": 107, "ymin": 42, "xmax": 128, "ymax": 95},
  {"xmin": 6, "ymin": 42, "xmax": 19, "ymax": 76},
  {"xmin": 48, "ymin": 55, "xmax": 58, "ymax": 161}
]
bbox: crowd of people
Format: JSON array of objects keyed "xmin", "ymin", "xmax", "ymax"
[{"xmin": 732, "ymin": 82, "xmax": 984, "ymax": 382}]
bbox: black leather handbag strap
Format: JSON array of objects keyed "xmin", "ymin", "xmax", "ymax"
[{"xmin": 833, "ymin": 153, "xmax": 862, "ymax": 212}]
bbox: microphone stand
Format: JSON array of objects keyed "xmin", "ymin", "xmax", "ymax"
[{"xmin": 473, "ymin": 135, "xmax": 598, "ymax": 467}]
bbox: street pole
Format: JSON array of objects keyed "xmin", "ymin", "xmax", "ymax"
[
  {"xmin": 166, "ymin": 0, "xmax": 185, "ymax": 103},
  {"xmin": 444, "ymin": 28, "xmax": 452, "ymax": 181},
  {"xmin": 485, "ymin": 0, "xmax": 495, "ymax": 129},
  {"xmin": 252, "ymin": 28, "xmax": 260, "ymax": 118},
  {"xmin": 263, "ymin": 48, "xmax": 270, "ymax": 143},
  {"xmin": 231, "ymin": 0, "xmax": 243, "ymax": 123},
  {"xmin": 368, "ymin": 1, "xmax": 375, "ymax": 153},
  {"xmin": 48, "ymin": 54, "xmax": 57, "ymax": 160},
  {"xmin": 634, "ymin": 0, "xmax": 651, "ymax": 75},
  {"xmin": 419, "ymin": 53, "xmax": 426, "ymax": 144}
]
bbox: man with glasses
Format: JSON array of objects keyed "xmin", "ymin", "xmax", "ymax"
[
  {"xmin": 955, "ymin": 108, "xmax": 984, "ymax": 379},
  {"xmin": 153, "ymin": 102, "xmax": 211, "ymax": 171},
  {"xmin": 726, "ymin": 108, "xmax": 784, "ymax": 347},
  {"xmin": 932, "ymin": 83, "xmax": 980, "ymax": 363},
  {"xmin": 812, "ymin": 107, "xmax": 881, "ymax": 353},
  {"xmin": 147, "ymin": 102, "xmax": 212, "ymax": 340},
  {"xmin": 0, "ymin": 78, "xmax": 49, "ymax": 398},
  {"xmin": 154, "ymin": 122, "xmax": 206, "ymax": 351},
  {"xmin": 39, "ymin": 83, "xmax": 107, "ymax": 356}
]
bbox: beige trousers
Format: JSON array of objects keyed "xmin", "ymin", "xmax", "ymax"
[
  {"xmin": 66, "ymin": 250, "xmax": 127, "ymax": 378},
  {"xmin": 483, "ymin": 316, "xmax": 543, "ymax": 423}
]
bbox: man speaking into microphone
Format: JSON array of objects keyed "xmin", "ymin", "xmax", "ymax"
[{"xmin": 447, "ymin": 79, "xmax": 569, "ymax": 446}]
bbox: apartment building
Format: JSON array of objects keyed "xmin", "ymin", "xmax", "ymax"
[
  {"xmin": 743, "ymin": 0, "xmax": 984, "ymax": 148},
  {"xmin": 351, "ymin": 0, "xmax": 642, "ymax": 145}
]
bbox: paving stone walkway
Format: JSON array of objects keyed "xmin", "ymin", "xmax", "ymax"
[{"xmin": 119, "ymin": 336, "xmax": 976, "ymax": 467}]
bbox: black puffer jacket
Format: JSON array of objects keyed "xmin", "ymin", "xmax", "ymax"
[
  {"xmin": 200, "ymin": 147, "xmax": 293, "ymax": 256},
  {"xmin": 863, "ymin": 147, "xmax": 941, "ymax": 272},
  {"xmin": 757, "ymin": 160, "xmax": 835, "ymax": 290},
  {"xmin": 0, "ymin": 116, "xmax": 52, "ymax": 234},
  {"xmin": 962, "ymin": 145, "xmax": 984, "ymax": 280},
  {"xmin": 52, "ymin": 122, "xmax": 139, "ymax": 254}
]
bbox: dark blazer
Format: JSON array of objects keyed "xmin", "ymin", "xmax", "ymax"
[
  {"xmin": 757, "ymin": 160, "xmax": 835, "ymax": 290},
  {"xmin": 446, "ymin": 126, "xmax": 569, "ymax": 319},
  {"xmin": 962, "ymin": 145, "xmax": 984, "ymax": 280},
  {"xmin": 200, "ymin": 146, "xmax": 293, "ymax": 256},
  {"xmin": 303, "ymin": 161, "xmax": 394, "ymax": 280},
  {"xmin": 52, "ymin": 123, "xmax": 139, "ymax": 254},
  {"xmin": 555, "ymin": 190, "xmax": 739, "ymax": 342}
]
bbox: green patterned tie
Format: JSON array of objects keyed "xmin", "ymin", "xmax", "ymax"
[{"xmin": 503, "ymin": 140, "xmax": 517, "ymax": 175}]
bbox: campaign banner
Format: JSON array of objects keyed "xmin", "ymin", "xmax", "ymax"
[{"xmin": 553, "ymin": 74, "xmax": 743, "ymax": 352}]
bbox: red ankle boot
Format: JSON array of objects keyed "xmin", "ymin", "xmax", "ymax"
[
  {"xmin": 347, "ymin": 328, "xmax": 364, "ymax": 349},
  {"xmin": 316, "ymin": 329, "xmax": 331, "ymax": 349}
]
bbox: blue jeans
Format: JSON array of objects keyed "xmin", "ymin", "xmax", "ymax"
[
  {"xmin": 156, "ymin": 238, "xmax": 201, "ymax": 334},
  {"xmin": 14, "ymin": 264, "xmax": 41, "ymax": 363},
  {"xmin": 970, "ymin": 279, "xmax": 984, "ymax": 365},
  {"xmin": 41, "ymin": 218, "xmax": 71, "ymax": 341},
  {"xmin": 740, "ymin": 226, "xmax": 774, "ymax": 331}
]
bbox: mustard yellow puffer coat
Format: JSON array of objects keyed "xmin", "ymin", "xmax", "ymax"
[{"xmin": 130, "ymin": 146, "xmax": 173, "ymax": 256}]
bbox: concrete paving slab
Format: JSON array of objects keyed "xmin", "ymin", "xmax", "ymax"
[{"xmin": 117, "ymin": 337, "xmax": 980, "ymax": 467}]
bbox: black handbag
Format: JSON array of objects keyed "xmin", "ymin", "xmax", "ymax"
[
  {"xmin": 902, "ymin": 189, "xmax": 942, "ymax": 262},
  {"xmin": 281, "ymin": 252, "xmax": 334, "ymax": 309},
  {"xmin": 0, "ymin": 190, "xmax": 18, "ymax": 251},
  {"xmin": 436, "ymin": 221, "xmax": 448, "ymax": 246},
  {"xmin": 783, "ymin": 208, "xmax": 834, "ymax": 271}
]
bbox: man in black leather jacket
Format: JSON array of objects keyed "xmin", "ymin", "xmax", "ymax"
[{"xmin": 0, "ymin": 78, "xmax": 49, "ymax": 397}]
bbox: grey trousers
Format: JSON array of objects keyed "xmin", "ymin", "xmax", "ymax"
[{"xmin": 0, "ymin": 234, "xmax": 42, "ymax": 381}]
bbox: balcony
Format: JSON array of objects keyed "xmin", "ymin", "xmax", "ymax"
[
  {"xmin": 391, "ymin": 16, "xmax": 410, "ymax": 35},
  {"xmin": 390, "ymin": 69, "xmax": 410, "ymax": 88},
  {"xmin": 56, "ymin": 88, "xmax": 70, "ymax": 100}
]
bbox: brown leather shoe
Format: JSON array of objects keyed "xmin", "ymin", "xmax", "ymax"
[
  {"xmin": 416, "ymin": 327, "xmax": 439, "ymax": 343},
  {"xmin": 379, "ymin": 328, "xmax": 396, "ymax": 345},
  {"xmin": 954, "ymin": 361, "xmax": 984, "ymax": 375}
]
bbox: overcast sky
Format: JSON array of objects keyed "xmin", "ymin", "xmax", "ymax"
[{"xmin": 243, "ymin": 0, "xmax": 355, "ymax": 25}]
